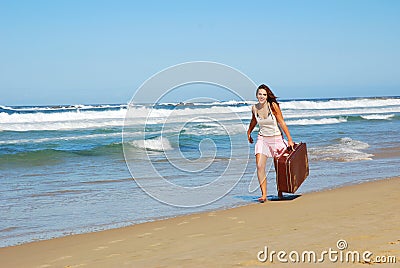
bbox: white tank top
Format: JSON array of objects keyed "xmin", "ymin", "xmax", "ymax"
[{"xmin": 253, "ymin": 103, "xmax": 281, "ymax": 136}]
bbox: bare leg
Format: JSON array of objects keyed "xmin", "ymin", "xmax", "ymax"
[{"xmin": 256, "ymin": 153, "xmax": 268, "ymax": 202}]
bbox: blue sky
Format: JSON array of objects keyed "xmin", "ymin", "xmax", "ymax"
[{"xmin": 0, "ymin": 0, "xmax": 399, "ymax": 105}]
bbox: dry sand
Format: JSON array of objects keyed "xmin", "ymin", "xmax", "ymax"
[{"xmin": 1, "ymin": 177, "xmax": 399, "ymax": 267}]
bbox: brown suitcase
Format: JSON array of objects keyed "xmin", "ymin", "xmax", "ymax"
[{"xmin": 274, "ymin": 142, "xmax": 309, "ymax": 198}]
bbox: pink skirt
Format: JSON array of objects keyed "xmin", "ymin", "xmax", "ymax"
[{"xmin": 255, "ymin": 135, "xmax": 287, "ymax": 157}]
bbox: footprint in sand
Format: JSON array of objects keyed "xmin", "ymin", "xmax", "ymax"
[
  {"xmin": 187, "ymin": 233, "xmax": 205, "ymax": 238},
  {"xmin": 137, "ymin": 232, "xmax": 152, "ymax": 238},
  {"xmin": 228, "ymin": 216, "xmax": 238, "ymax": 220},
  {"xmin": 153, "ymin": 226, "xmax": 166, "ymax": 231},
  {"xmin": 93, "ymin": 246, "xmax": 108, "ymax": 251},
  {"xmin": 177, "ymin": 221, "xmax": 189, "ymax": 226},
  {"xmin": 108, "ymin": 239, "xmax": 125, "ymax": 244},
  {"xmin": 191, "ymin": 216, "xmax": 200, "ymax": 220},
  {"xmin": 106, "ymin": 253, "xmax": 121, "ymax": 258},
  {"xmin": 51, "ymin": 255, "xmax": 72, "ymax": 262},
  {"xmin": 64, "ymin": 264, "xmax": 87, "ymax": 268}
]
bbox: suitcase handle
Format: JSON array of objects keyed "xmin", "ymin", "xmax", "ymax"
[
  {"xmin": 287, "ymin": 142, "xmax": 305, "ymax": 152},
  {"xmin": 281, "ymin": 134, "xmax": 296, "ymax": 152},
  {"xmin": 287, "ymin": 142, "xmax": 298, "ymax": 152}
]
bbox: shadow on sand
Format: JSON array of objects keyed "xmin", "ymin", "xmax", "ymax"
[{"xmin": 235, "ymin": 194, "xmax": 301, "ymax": 203}]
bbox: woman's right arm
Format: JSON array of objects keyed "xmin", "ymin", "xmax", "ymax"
[{"xmin": 247, "ymin": 109, "xmax": 257, "ymax": 143}]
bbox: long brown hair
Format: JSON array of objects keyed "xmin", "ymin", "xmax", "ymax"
[{"xmin": 256, "ymin": 84, "xmax": 279, "ymax": 106}]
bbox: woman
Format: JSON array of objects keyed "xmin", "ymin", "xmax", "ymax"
[{"xmin": 247, "ymin": 84, "xmax": 294, "ymax": 203}]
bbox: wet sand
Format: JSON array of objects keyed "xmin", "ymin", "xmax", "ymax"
[{"xmin": 1, "ymin": 177, "xmax": 399, "ymax": 267}]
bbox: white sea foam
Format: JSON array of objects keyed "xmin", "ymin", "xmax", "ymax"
[
  {"xmin": 339, "ymin": 137, "xmax": 370, "ymax": 150},
  {"xmin": 281, "ymin": 98, "xmax": 400, "ymax": 110},
  {"xmin": 0, "ymin": 110, "xmax": 126, "ymax": 124},
  {"xmin": 286, "ymin": 117, "xmax": 347, "ymax": 125},
  {"xmin": 0, "ymin": 104, "xmax": 126, "ymax": 112},
  {"xmin": 206, "ymin": 100, "xmax": 252, "ymax": 106},
  {"xmin": 130, "ymin": 136, "xmax": 173, "ymax": 151},
  {"xmin": 360, "ymin": 114, "xmax": 395, "ymax": 120},
  {"xmin": 0, "ymin": 119, "xmax": 124, "ymax": 131},
  {"xmin": 0, "ymin": 133, "xmax": 125, "ymax": 145},
  {"xmin": 183, "ymin": 122, "xmax": 247, "ymax": 136},
  {"xmin": 1, "ymin": 97, "xmax": 399, "ymax": 131},
  {"xmin": 281, "ymin": 106, "xmax": 400, "ymax": 119},
  {"xmin": 309, "ymin": 137, "xmax": 373, "ymax": 162}
]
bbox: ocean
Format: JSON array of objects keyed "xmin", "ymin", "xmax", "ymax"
[{"xmin": 1, "ymin": 96, "xmax": 399, "ymax": 247}]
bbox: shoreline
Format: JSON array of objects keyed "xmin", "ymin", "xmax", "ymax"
[
  {"xmin": 1, "ymin": 176, "xmax": 399, "ymax": 267},
  {"xmin": 1, "ymin": 175, "xmax": 393, "ymax": 249}
]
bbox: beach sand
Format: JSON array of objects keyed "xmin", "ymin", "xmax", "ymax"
[{"xmin": 1, "ymin": 177, "xmax": 399, "ymax": 267}]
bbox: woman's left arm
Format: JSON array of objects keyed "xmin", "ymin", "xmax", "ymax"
[{"xmin": 271, "ymin": 102, "xmax": 294, "ymax": 147}]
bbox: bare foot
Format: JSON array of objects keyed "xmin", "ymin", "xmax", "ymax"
[{"xmin": 258, "ymin": 197, "xmax": 267, "ymax": 203}]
